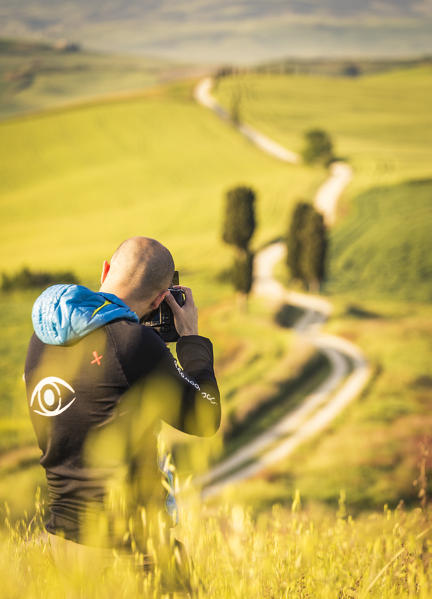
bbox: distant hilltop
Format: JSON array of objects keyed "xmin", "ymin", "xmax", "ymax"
[
  {"xmin": 1, "ymin": 0, "xmax": 432, "ymax": 64},
  {"xmin": 0, "ymin": 38, "xmax": 81, "ymax": 54}
]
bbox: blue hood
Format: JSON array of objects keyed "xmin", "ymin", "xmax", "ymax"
[{"xmin": 32, "ymin": 284, "xmax": 139, "ymax": 345}]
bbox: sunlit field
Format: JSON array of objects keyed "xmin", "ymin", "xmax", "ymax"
[
  {"xmin": 0, "ymin": 80, "xmax": 323, "ymax": 285},
  {"xmin": 213, "ymin": 67, "xmax": 432, "ymax": 195},
  {"xmin": 1, "ymin": 62, "xmax": 432, "ymax": 598}
]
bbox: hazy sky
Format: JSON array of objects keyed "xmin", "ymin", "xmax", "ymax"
[{"xmin": 1, "ymin": 0, "xmax": 432, "ymax": 62}]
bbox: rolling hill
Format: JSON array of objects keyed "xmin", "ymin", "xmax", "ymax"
[{"xmin": 0, "ymin": 38, "xmax": 206, "ymax": 119}]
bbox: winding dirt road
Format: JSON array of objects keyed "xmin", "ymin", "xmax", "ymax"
[
  {"xmin": 194, "ymin": 77, "xmax": 300, "ymax": 164},
  {"xmin": 194, "ymin": 77, "xmax": 371, "ymax": 498}
]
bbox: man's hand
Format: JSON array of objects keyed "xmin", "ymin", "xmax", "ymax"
[{"xmin": 165, "ymin": 286, "xmax": 198, "ymax": 337}]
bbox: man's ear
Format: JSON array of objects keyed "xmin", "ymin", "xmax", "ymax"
[
  {"xmin": 100, "ymin": 260, "xmax": 110, "ymax": 285},
  {"xmin": 149, "ymin": 289, "xmax": 169, "ymax": 310}
]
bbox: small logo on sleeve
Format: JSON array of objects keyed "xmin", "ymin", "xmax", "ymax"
[{"xmin": 30, "ymin": 376, "xmax": 76, "ymax": 417}]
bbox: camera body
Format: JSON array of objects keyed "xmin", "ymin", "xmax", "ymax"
[{"xmin": 141, "ymin": 271, "xmax": 185, "ymax": 342}]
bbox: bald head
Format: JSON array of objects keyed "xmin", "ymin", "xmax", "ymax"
[{"xmin": 101, "ymin": 237, "xmax": 174, "ymax": 303}]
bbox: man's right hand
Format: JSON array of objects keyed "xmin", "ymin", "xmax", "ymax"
[{"xmin": 165, "ymin": 286, "xmax": 198, "ymax": 337}]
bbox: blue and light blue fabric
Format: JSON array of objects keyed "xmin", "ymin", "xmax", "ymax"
[{"xmin": 32, "ymin": 284, "xmax": 139, "ymax": 346}]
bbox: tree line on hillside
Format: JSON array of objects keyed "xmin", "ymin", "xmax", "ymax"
[{"xmin": 213, "ymin": 56, "xmax": 432, "ymax": 81}]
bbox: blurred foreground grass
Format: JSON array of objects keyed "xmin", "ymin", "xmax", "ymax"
[{"xmin": 1, "ymin": 492, "xmax": 431, "ymax": 598}]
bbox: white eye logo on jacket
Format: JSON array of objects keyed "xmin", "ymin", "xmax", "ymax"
[{"xmin": 30, "ymin": 376, "xmax": 76, "ymax": 417}]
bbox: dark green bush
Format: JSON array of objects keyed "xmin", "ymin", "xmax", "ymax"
[
  {"xmin": 302, "ymin": 128, "xmax": 334, "ymax": 166},
  {"xmin": 1, "ymin": 267, "xmax": 79, "ymax": 292},
  {"xmin": 222, "ymin": 186, "xmax": 256, "ymax": 250}
]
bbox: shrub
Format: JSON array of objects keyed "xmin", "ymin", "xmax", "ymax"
[
  {"xmin": 1, "ymin": 267, "xmax": 79, "ymax": 292},
  {"xmin": 302, "ymin": 128, "xmax": 334, "ymax": 166},
  {"xmin": 287, "ymin": 202, "xmax": 327, "ymax": 291}
]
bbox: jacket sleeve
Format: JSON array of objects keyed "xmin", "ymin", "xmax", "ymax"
[
  {"xmin": 155, "ymin": 335, "xmax": 221, "ymax": 437},
  {"xmin": 114, "ymin": 323, "xmax": 221, "ymax": 437}
]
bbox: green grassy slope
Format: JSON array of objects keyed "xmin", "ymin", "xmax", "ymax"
[
  {"xmin": 214, "ymin": 67, "xmax": 432, "ymax": 193},
  {"xmin": 327, "ymin": 179, "xmax": 432, "ymax": 301},
  {"xmin": 0, "ymin": 80, "xmax": 322, "ymax": 290}
]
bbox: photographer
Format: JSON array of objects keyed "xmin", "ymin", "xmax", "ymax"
[{"xmin": 24, "ymin": 236, "xmax": 220, "ymax": 585}]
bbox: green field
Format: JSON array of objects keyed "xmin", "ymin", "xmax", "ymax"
[
  {"xmin": 327, "ymin": 179, "xmax": 432, "ymax": 301},
  {"xmin": 0, "ymin": 80, "xmax": 322, "ymax": 286},
  {"xmin": 214, "ymin": 67, "xmax": 432, "ymax": 191}
]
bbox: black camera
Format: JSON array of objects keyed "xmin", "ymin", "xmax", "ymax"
[{"xmin": 141, "ymin": 271, "xmax": 185, "ymax": 343}]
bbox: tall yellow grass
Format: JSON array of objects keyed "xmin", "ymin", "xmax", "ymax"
[{"xmin": 1, "ymin": 488, "xmax": 431, "ymax": 598}]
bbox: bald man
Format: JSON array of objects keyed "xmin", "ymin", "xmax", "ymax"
[{"xmin": 24, "ymin": 237, "xmax": 220, "ymax": 564}]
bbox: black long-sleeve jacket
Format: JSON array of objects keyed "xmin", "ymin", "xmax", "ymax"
[{"xmin": 25, "ymin": 318, "xmax": 220, "ymax": 548}]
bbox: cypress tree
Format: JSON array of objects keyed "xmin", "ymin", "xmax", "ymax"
[
  {"xmin": 222, "ymin": 185, "xmax": 257, "ymax": 301},
  {"xmin": 222, "ymin": 186, "xmax": 256, "ymax": 250},
  {"xmin": 287, "ymin": 201, "xmax": 327, "ymax": 291},
  {"xmin": 300, "ymin": 210, "xmax": 327, "ymax": 292},
  {"xmin": 302, "ymin": 129, "xmax": 334, "ymax": 166},
  {"xmin": 287, "ymin": 202, "xmax": 313, "ymax": 281}
]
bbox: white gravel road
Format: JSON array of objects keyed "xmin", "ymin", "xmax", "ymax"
[
  {"xmin": 193, "ymin": 77, "xmax": 372, "ymax": 498},
  {"xmin": 194, "ymin": 78, "xmax": 299, "ymax": 164}
]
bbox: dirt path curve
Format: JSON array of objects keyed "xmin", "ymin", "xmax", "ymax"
[
  {"xmin": 194, "ymin": 77, "xmax": 300, "ymax": 164},
  {"xmin": 194, "ymin": 77, "xmax": 371, "ymax": 498}
]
